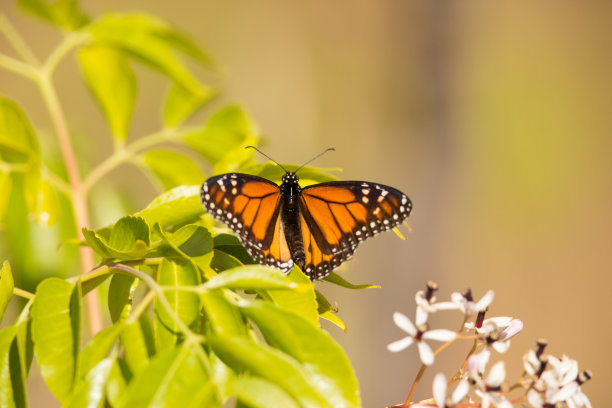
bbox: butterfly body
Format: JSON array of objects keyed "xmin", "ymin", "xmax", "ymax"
[{"xmin": 201, "ymin": 170, "xmax": 412, "ymax": 280}]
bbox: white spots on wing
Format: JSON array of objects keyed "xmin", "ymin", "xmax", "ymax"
[
  {"xmin": 373, "ymin": 207, "xmax": 381, "ymax": 215},
  {"xmin": 362, "ymin": 226, "xmax": 367, "ymax": 232},
  {"xmin": 401, "ymin": 195, "xmax": 408, "ymax": 205},
  {"xmin": 355, "ymin": 230, "xmax": 361, "ymax": 236},
  {"xmin": 381, "ymin": 189, "xmax": 389, "ymax": 197},
  {"xmin": 361, "ymin": 182, "xmax": 369, "ymax": 187},
  {"xmin": 232, "ymin": 218, "xmax": 238, "ymax": 224},
  {"xmin": 204, "ymin": 194, "xmax": 210, "ymax": 200},
  {"xmin": 223, "ymin": 198, "xmax": 230, "ymax": 206},
  {"xmin": 210, "ymin": 203, "xmax": 215, "ymax": 209},
  {"xmin": 220, "ymin": 184, "xmax": 226, "ymax": 192},
  {"xmin": 202, "ymin": 184, "xmax": 209, "ymax": 192},
  {"xmin": 393, "ymin": 214, "xmax": 399, "ymax": 220},
  {"xmin": 370, "ymin": 221, "xmax": 376, "ymax": 228},
  {"xmin": 383, "ymin": 219, "xmax": 389, "ymax": 225},
  {"xmin": 400, "ymin": 206, "xmax": 406, "ymax": 213},
  {"xmin": 230, "ymin": 174, "xmax": 238, "ymax": 179},
  {"xmin": 217, "ymin": 179, "xmax": 224, "ymax": 186},
  {"xmin": 231, "ymin": 188, "xmax": 238, "ymax": 195},
  {"xmin": 226, "ymin": 213, "xmax": 232, "ymax": 219},
  {"xmin": 377, "ymin": 195, "xmax": 385, "ymax": 202},
  {"xmin": 216, "ymin": 209, "xmax": 222, "ymax": 215},
  {"xmin": 362, "ymin": 196, "xmax": 369, "ymax": 204},
  {"xmin": 230, "ymin": 179, "xmax": 238, "ymax": 186},
  {"xmin": 361, "ymin": 188, "xmax": 370, "ymax": 195}
]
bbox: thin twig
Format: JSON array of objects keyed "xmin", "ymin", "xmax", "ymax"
[{"xmin": 13, "ymin": 287, "xmax": 35, "ymax": 300}]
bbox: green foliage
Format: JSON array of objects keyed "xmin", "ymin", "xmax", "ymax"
[{"xmin": 0, "ymin": 1, "xmax": 374, "ymax": 406}]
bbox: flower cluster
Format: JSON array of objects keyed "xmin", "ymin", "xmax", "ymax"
[{"xmin": 387, "ymin": 282, "xmax": 592, "ymax": 408}]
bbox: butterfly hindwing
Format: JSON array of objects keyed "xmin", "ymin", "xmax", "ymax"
[
  {"xmin": 299, "ymin": 181, "xmax": 412, "ymax": 279},
  {"xmin": 200, "ymin": 173, "xmax": 293, "ymax": 271}
]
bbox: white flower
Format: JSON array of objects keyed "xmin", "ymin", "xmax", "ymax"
[
  {"xmin": 412, "ymin": 373, "xmax": 469, "ymax": 408},
  {"xmin": 474, "ymin": 361, "xmax": 512, "ymax": 408},
  {"xmin": 415, "ymin": 282, "xmax": 459, "ymax": 319},
  {"xmin": 451, "ymin": 289, "xmax": 494, "ymax": 317},
  {"xmin": 387, "ymin": 311, "xmax": 456, "ymax": 366}
]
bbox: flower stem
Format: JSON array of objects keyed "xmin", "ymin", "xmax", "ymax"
[{"xmin": 0, "ymin": 15, "xmax": 40, "ymax": 66}]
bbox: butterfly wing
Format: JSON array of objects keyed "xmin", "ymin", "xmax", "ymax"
[
  {"xmin": 201, "ymin": 173, "xmax": 293, "ymax": 272},
  {"xmin": 299, "ymin": 181, "xmax": 412, "ymax": 279}
]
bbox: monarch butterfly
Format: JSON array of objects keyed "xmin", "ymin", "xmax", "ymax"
[{"xmin": 200, "ymin": 147, "xmax": 412, "ymax": 280}]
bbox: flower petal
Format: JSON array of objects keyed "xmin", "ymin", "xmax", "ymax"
[
  {"xmin": 527, "ymin": 389, "xmax": 544, "ymax": 407},
  {"xmin": 415, "ymin": 306, "xmax": 429, "ymax": 326},
  {"xmin": 417, "ymin": 341, "xmax": 435, "ymax": 365},
  {"xmin": 451, "ymin": 379, "xmax": 469, "ymax": 404},
  {"xmin": 499, "ymin": 319, "xmax": 523, "ymax": 341},
  {"xmin": 387, "ymin": 336, "xmax": 414, "ymax": 352},
  {"xmin": 433, "ymin": 301, "xmax": 461, "ymax": 311},
  {"xmin": 432, "ymin": 373, "xmax": 447, "ymax": 407},
  {"xmin": 423, "ymin": 329, "xmax": 456, "ymax": 342},
  {"xmin": 475, "ymin": 290, "xmax": 494, "ymax": 311},
  {"xmin": 492, "ymin": 340, "xmax": 511, "ymax": 353},
  {"xmin": 551, "ymin": 382, "xmax": 579, "ymax": 403},
  {"xmin": 393, "ymin": 311, "xmax": 416, "ymax": 336},
  {"xmin": 487, "ymin": 361, "xmax": 506, "ymax": 387}
]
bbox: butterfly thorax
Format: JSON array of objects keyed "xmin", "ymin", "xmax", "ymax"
[{"xmin": 280, "ymin": 173, "xmax": 306, "ymax": 268}]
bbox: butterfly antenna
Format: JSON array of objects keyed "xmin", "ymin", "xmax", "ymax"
[
  {"xmin": 295, "ymin": 147, "xmax": 335, "ymax": 174},
  {"xmin": 245, "ymin": 146, "xmax": 288, "ymax": 172}
]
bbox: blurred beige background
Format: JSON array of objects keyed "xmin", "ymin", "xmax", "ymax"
[{"xmin": 2, "ymin": 1, "xmax": 611, "ymax": 407}]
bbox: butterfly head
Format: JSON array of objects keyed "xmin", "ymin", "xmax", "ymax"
[{"xmin": 282, "ymin": 172, "xmax": 299, "ymax": 185}]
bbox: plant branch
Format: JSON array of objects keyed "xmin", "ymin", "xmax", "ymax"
[
  {"xmin": 0, "ymin": 15, "xmax": 40, "ymax": 66},
  {"xmin": 44, "ymin": 32, "xmax": 89, "ymax": 76},
  {"xmin": 37, "ymin": 68, "xmax": 102, "ymax": 337},
  {"xmin": 0, "ymin": 53, "xmax": 38, "ymax": 80},
  {"xmin": 82, "ymin": 126, "xmax": 202, "ymax": 193}
]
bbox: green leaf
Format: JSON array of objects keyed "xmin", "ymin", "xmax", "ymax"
[
  {"xmin": 204, "ymin": 265, "xmax": 300, "ymax": 291},
  {"xmin": 142, "ymin": 150, "xmax": 203, "ymax": 190},
  {"xmin": 265, "ymin": 268, "xmax": 319, "ymax": 327},
  {"xmin": 316, "ymin": 290, "xmax": 346, "ymax": 332},
  {"xmin": 0, "ymin": 171, "xmax": 11, "ymax": 222},
  {"xmin": 32, "ymin": 180, "xmax": 59, "ymax": 227},
  {"xmin": 31, "ymin": 278, "xmax": 79, "ymax": 403},
  {"xmin": 121, "ymin": 315, "xmax": 155, "ymax": 376},
  {"xmin": 83, "ymin": 216, "xmax": 151, "ymax": 260},
  {"xmin": 76, "ymin": 324, "xmax": 122, "ymax": 381},
  {"xmin": 88, "ymin": 13, "xmax": 210, "ymax": 94},
  {"xmin": 156, "ymin": 259, "xmax": 201, "ymax": 344},
  {"xmin": 109, "ymin": 216, "xmax": 150, "ymax": 251},
  {"xmin": 210, "ymin": 249, "xmax": 243, "ymax": 272},
  {"xmin": 163, "ymin": 82, "xmax": 216, "ymax": 127},
  {"xmin": 17, "ymin": 0, "xmax": 89, "ymax": 29},
  {"xmin": 118, "ymin": 345, "xmax": 217, "ymax": 408},
  {"xmin": 213, "ymin": 234, "xmax": 256, "ymax": 265},
  {"xmin": 105, "ymin": 358, "xmax": 129, "ymax": 407},
  {"xmin": 78, "ymin": 45, "xmax": 136, "ymax": 142},
  {"xmin": 208, "ymin": 335, "xmax": 331, "ymax": 408},
  {"xmin": 135, "ymin": 185, "xmax": 202, "ymax": 229},
  {"xmin": 200, "ymin": 290, "xmax": 247, "ymax": 338},
  {"xmin": 67, "ymin": 358, "xmax": 113, "ymax": 408},
  {"xmin": 0, "ymin": 326, "xmax": 26, "ymax": 408},
  {"xmin": 182, "ymin": 105, "xmax": 259, "ymax": 172},
  {"xmin": 322, "ymin": 272, "xmax": 380, "ymax": 290},
  {"xmin": 0, "ymin": 96, "xmax": 39, "ymax": 162},
  {"xmin": 231, "ymin": 376, "xmax": 299, "ymax": 408},
  {"xmin": 108, "ymin": 274, "xmax": 138, "ymax": 324},
  {"xmin": 0, "ymin": 261, "xmax": 14, "ymax": 323},
  {"xmin": 240, "ymin": 300, "xmax": 360, "ymax": 407}
]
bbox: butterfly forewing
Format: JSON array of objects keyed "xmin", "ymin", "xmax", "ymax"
[
  {"xmin": 200, "ymin": 173, "xmax": 293, "ymax": 271},
  {"xmin": 299, "ymin": 181, "xmax": 412, "ymax": 279}
]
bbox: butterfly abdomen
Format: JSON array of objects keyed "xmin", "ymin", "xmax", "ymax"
[{"xmin": 280, "ymin": 178, "xmax": 306, "ymax": 268}]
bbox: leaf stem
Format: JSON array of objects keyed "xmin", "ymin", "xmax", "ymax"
[
  {"xmin": 13, "ymin": 287, "xmax": 35, "ymax": 300},
  {"xmin": 43, "ymin": 32, "xmax": 89, "ymax": 76}
]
